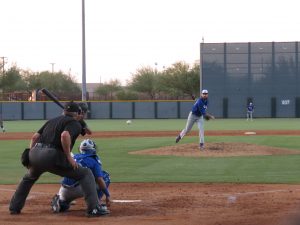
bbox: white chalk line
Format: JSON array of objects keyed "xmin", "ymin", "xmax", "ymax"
[
  {"xmin": 0, "ymin": 188, "xmax": 142, "ymax": 203},
  {"xmin": 210, "ymin": 188, "xmax": 300, "ymax": 198},
  {"xmin": 112, "ymin": 200, "xmax": 142, "ymax": 203},
  {"xmin": 2, "ymin": 187, "xmax": 300, "ymax": 201}
]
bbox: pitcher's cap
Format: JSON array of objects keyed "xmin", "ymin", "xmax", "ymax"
[{"xmin": 202, "ymin": 89, "xmax": 208, "ymax": 94}]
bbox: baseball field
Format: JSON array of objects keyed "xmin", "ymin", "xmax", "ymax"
[{"xmin": 1, "ymin": 118, "xmax": 300, "ymax": 225}]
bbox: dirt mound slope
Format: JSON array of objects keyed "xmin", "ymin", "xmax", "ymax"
[{"xmin": 130, "ymin": 142, "xmax": 299, "ymax": 157}]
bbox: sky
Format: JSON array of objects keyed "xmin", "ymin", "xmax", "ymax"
[{"xmin": 1, "ymin": 0, "xmax": 300, "ymax": 85}]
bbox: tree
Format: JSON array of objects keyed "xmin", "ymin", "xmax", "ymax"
[
  {"xmin": 128, "ymin": 66, "xmax": 159, "ymax": 99},
  {"xmin": 94, "ymin": 79, "xmax": 122, "ymax": 100},
  {"xmin": 24, "ymin": 71, "xmax": 81, "ymax": 100},
  {"xmin": 0, "ymin": 66, "xmax": 27, "ymax": 92},
  {"xmin": 116, "ymin": 89, "xmax": 138, "ymax": 100},
  {"xmin": 159, "ymin": 62, "xmax": 200, "ymax": 99}
]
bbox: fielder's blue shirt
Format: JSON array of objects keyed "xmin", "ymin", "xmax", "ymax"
[
  {"xmin": 247, "ymin": 105, "xmax": 254, "ymax": 112},
  {"xmin": 192, "ymin": 97, "xmax": 208, "ymax": 117}
]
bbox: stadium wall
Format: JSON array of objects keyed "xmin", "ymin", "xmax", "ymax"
[{"xmin": 0, "ymin": 99, "xmax": 299, "ymax": 120}]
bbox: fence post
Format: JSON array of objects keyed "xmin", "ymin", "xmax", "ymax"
[
  {"xmin": 295, "ymin": 97, "xmax": 300, "ymax": 118},
  {"xmin": 223, "ymin": 98, "xmax": 228, "ymax": 118},
  {"xmin": 271, "ymin": 97, "xmax": 276, "ymax": 118}
]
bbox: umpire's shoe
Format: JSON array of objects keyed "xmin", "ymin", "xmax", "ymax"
[
  {"xmin": 86, "ymin": 204, "xmax": 110, "ymax": 217},
  {"xmin": 10, "ymin": 210, "xmax": 20, "ymax": 215},
  {"xmin": 51, "ymin": 194, "xmax": 61, "ymax": 213}
]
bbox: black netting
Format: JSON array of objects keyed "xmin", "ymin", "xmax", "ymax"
[{"xmin": 201, "ymin": 41, "xmax": 300, "ymax": 117}]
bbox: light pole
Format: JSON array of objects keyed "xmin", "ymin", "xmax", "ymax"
[
  {"xmin": 1, "ymin": 57, "xmax": 7, "ymax": 75},
  {"xmin": 50, "ymin": 63, "xmax": 55, "ymax": 74},
  {"xmin": 199, "ymin": 37, "xmax": 204, "ymax": 92},
  {"xmin": 81, "ymin": 0, "xmax": 87, "ymax": 101},
  {"xmin": 154, "ymin": 62, "xmax": 158, "ymax": 74}
]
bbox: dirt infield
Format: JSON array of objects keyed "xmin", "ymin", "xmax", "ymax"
[
  {"xmin": 130, "ymin": 142, "xmax": 300, "ymax": 157},
  {"xmin": 2, "ymin": 183, "xmax": 300, "ymax": 225},
  {"xmin": 1, "ymin": 130, "xmax": 300, "ymax": 225},
  {"xmin": 1, "ymin": 130, "xmax": 300, "ymax": 140}
]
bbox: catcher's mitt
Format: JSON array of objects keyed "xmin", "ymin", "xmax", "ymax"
[
  {"xmin": 21, "ymin": 148, "xmax": 30, "ymax": 168},
  {"xmin": 79, "ymin": 120, "xmax": 92, "ymax": 135},
  {"xmin": 204, "ymin": 113, "xmax": 215, "ymax": 121}
]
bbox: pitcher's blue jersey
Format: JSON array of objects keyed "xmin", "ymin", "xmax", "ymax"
[{"xmin": 192, "ymin": 98, "xmax": 208, "ymax": 117}]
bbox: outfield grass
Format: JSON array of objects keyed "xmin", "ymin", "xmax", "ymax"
[
  {"xmin": 3, "ymin": 118, "xmax": 300, "ymax": 132},
  {"xmin": 1, "ymin": 128, "xmax": 300, "ymax": 184}
]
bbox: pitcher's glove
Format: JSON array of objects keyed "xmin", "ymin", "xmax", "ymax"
[
  {"xmin": 21, "ymin": 148, "xmax": 31, "ymax": 168},
  {"xmin": 204, "ymin": 113, "xmax": 215, "ymax": 121}
]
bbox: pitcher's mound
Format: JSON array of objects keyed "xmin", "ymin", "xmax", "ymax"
[{"xmin": 130, "ymin": 142, "xmax": 299, "ymax": 157}]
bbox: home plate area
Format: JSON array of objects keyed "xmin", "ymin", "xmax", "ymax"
[{"xmin": 2, "ymin": 183, "xmax": 300, "ymax": 225}]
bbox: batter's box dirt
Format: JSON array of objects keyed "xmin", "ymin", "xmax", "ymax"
[
  {"xmin": 2, "ymin": 183, "xmax": 300, "ymax": 225},
  {"xmin": 130, "ymin": 142, "xmax": 300, "ymax": 157}
]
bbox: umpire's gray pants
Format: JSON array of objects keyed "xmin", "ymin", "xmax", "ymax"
[
  {"xmin": 180, "ymin": 112, "xmax": 205, "ymax": 144},
  {"xmin": 9, "ymin": 146, "xmax": 99, "ymax": 213}
]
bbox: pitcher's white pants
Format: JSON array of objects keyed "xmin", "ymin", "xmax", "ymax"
[{"xmin": 179, "ymin": 112, "xmax": 204, "ymax": 144}]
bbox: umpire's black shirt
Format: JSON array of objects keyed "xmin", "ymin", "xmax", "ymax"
[{"xmin": 37, "ymin": 115, "xmax": 82, "ymax": 150}]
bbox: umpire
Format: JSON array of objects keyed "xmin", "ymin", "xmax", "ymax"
[{"xmin": 9, "ymin": 101, "xmax": 108, "ymax": 217}]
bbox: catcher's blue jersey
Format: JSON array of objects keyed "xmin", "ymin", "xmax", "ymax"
[
  {"xmin": 61, "ymin": 153, "xmax": 109, "ymax": 197},
  {"xmin": 192, "ymin": 98, "xmax": 208, "ymax": 117}
]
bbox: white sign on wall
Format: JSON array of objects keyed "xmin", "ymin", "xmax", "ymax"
[{"xmin": 281, "ymin": 100, "xmax": 290, "ymax": 105}]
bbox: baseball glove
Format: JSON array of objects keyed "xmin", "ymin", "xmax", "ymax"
[
  {"xmin": 79, "ymin": 120, "xmax": 92, "ymax": 135},
  {"xmin": 21, "ymin": 148, "xmax": 30, "ymax": 168},
  {"xmin": 204, "ymin": 113, "xmax": 215, "ymax": 121},
  {"xmin": 79, "ymin": 120, "xmax": 87, "ymax": 136}
]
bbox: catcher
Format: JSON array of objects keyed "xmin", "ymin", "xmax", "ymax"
[
  {"xmin": 51, "ymin": 139, "xmax": 111, "ymax": 213},
  {"xmin": 175, "ymin": 89, "xmax": 214, "ymax": 150}
]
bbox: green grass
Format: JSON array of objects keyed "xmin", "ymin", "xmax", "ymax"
[
  {"xmin": 1, "ymin": 118, "xmax": 300, "ymax": 184},
  {"xmin": 1, "ymin": 133, "xmax": 300, "ymax": 184},
  {"xmin": 3, "ymin": 118, "xmax": 300, "ymax": 132}
]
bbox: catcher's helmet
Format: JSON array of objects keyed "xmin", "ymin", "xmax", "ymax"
[
  {"xmin": 78, "ymin": 103, "xmax": 89, "ymax": 113},
  {"xmin": 79, "ymin": 139, "xmax": 98, "ymax": 155}
]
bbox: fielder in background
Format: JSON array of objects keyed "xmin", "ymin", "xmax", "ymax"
[
  {"xmin": 246, "ymin": 102, "xmax": 254, "ymax": 121},
  {"xmin": 51, "ymin": 139, "xmax": 111, "ymax": 213},
  {"xmin": 0, "ymin": 105, "xmax": 5, "ymax": 132},
  {"xmin": 0, "ymin": 120, "xmax": 5, "ymax": 132},
  {"xmin": 175, "ymin": 89, "xmax": 214, "ymax": 150}
]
